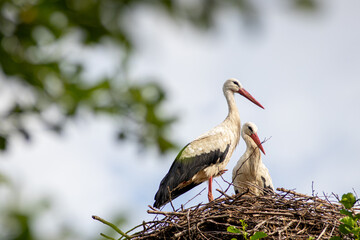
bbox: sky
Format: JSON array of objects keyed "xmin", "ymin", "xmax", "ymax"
[{"xmin": 1, "ymin": 0, "xmax": 360, "ymax": 239}]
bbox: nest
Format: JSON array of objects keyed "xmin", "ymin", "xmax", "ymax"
[{"xmin": 131, "ymin": 188, "xmax": 355, "ymax": 240}]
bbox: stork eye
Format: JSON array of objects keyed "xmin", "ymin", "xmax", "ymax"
[
  {"xmin": 232, "ymin": 81, "xmax": 240, "ymax": 87},
  {"xmin": 248, "ymin": 126, "xmax": 253, "ymax": 132}
]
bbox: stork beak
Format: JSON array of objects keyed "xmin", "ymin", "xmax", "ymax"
[
  {"xmin": 250, "ymin": 133, "xmax": 266, "ymax": 155},
  {"xmin": 238, "ymin": 88, "xmax": 264, "ymax": 109}
]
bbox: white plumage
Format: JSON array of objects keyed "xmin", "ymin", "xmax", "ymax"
[
  {"xmin": 232, "ymin": 122, "xmax": 274, "ymax": 196},
  {"xmin": 153, "ymin": 79, "xmax": 264, "ymax": 208}
]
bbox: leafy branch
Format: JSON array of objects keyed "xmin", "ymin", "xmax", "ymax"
[
  {"xmin": 330, "ymin": 192, "xmax": 360, "ymax": 240},
  {"xmin": 92, "ymin": 215, "xmax": 132, "ymax": 240},
  {"xmin": 227, "ymin": 219, "xmax": 267, "ymax": 240}
]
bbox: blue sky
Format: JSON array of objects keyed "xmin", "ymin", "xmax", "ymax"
[{"xmin": 1, "ymin": 0, "xmax": 360, "ymax": 239}]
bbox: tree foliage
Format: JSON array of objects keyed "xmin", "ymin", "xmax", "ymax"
[
  {"xmin": 0, "ymin": 0, "xmax": 179, "ymax": 153},
  {"xmin": 0, "ymin": 0, "xmax": 318, "ymax": 154}
]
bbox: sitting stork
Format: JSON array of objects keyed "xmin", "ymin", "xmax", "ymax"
[
  {"xmin": 153, "ymin": 79, "xmax": 264, "ymax": 208},
  {"xmin": 232, "ymin": 122, "xmax": 274, "ymax": 196}
]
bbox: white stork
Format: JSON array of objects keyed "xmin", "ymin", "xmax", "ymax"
[
  {"xmin": 232, "ymin": 122, "xmax": 274, "ymax": 196},
  {"xmin": 153, "ymin": 79, "xmax": 264, "ymax": 208}
]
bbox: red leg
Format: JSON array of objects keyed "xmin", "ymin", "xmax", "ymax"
[{"xmin": 208, "ymin": 176, "xmax": 214, "ymax": 202}]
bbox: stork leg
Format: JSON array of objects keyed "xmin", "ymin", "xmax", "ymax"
[{"xmin": 208, "ymin": 176, "xmax": 214, "ymax": 202}]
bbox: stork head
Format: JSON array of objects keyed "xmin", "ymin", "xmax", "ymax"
[
  {"xmin": 223, "ymin": 78, "xmax": 264, "ymax": 109},
  {"xmin": 242, "ymin": 122, "xmax": 265, "ymax": 155}
]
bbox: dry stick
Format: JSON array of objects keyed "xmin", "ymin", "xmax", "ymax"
[
  {"xmin": 272, "ymin": 220, "xmax": 296, "ymax": 236},
  {"xmin": 277, "ymin": 188, "xmax": 314, "ymax": 199},
  {"xmin": 245, "ymin": 210, "xmax": 294, "ymax": 217},
  {"xmin": 329, "ymin": 225, "xmax": 336, "ymax": 237},
  {"xmin": 322, "ymin": 193, "xmax": 337, "ymax": 208},
  {"xmin": 213, "ymin": 178, "xmax": 224, "ymax": 193},
  {"xmin": 183, "ymin": 187, "xmax": 206, "ymax": 208},
  {"xmin": 124, "ymin": 221, "xmax": 148, "ymax": 237},
  {"xmin": 332, "ymin": 192, "xmax": 341, "ymax": 203},
  {"xmin": 312, "ymin": 181, "xmax": 315, "ymax": 197},
  {"xmin": 167, "ymin": 186, "xmax": 176, "ymax": 212},
  {"xmin": 147, "ymin": 205, "xmax": 158, "ymax": 211},
  {"xmin": 219, "ymin": 174, "xmax": 235, "ymax": 195},
  {"xmin": 196, "ymin": 222, "xmax": 209, "ymax": 240},
  {"xmin": 187, "ymin": 209, "xmax": 191, "ymax": 238},
  {"xmin": 139, "ymin": 188, "xmax": 344, "ymax": 239},
  {"xmin": 173, "ymin": 223, "xmax": 196, "ymax": 238},
  {"xmin": 148, "ymin": 205, "xmax": 162, "ymax": 224},
  {"xmin": 253, "ymin": 216, "xmax": 275, "ymax": 232},
  {"xmin": 316, "ymin": 224, "xmax": 328, "ymax": 240},
  {"xmin": 216, "ymin": 189, "xmax": 232, "ymax": 199},
  {"xmin": 147, "ymin": 210, "xmax": 187, "ymax": 216},
  {"xmin": 92, "ymin": 215, "xmax": 132, "ymax": 239},
  {"xmin": 352, "ymin": 187, "xmax": 359, "ymax": 200}
]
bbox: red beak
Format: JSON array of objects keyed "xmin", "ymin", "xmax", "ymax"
[
  {"xmin": 238, "ymin": 88, "xmax": 264, "ymax": 109},
  {"xmin": 250, "ymin": 133, "xmax": 266, "ymax": 155}
]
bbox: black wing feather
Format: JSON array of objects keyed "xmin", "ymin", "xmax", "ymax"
[{"xmin": 153, "ymin": 144, "xmax": 230, "ymax": 208}]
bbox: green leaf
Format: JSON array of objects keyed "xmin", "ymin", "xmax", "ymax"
[
  {"xmin": 339, "ymin": 224, "xmax": 352, "ymax": 234},
  {"xmin": 250, "ymin": 231, "xmax": 267, "ymax": 240},
  {"xmin": 227, "ymin": 226, "xmax": 241, "ymax": 234},
  {"xmin": 352, "ymin": 226, "xmax": 360, "ymax": 235},
  {"xmin": 0, "ymin": 173, "xmax": 9, "ymax": 185},
  {"xmin": 0, "ymin": 135, "xmax": 7, "ymax": 151},
  {"xmin": 294, "ymin": 0, "xmax": 318, "ymax": 11},
  {"xmin": 239, "ymin": 219, "xmax": 248, "ymax": 229},
  {"xmin": 341, "ymin": 216, "xmax": 356, "ymax": 228},
  {"xmin": 340, "ymin": 193, "xmax": 356, "ymax": 209},
  {"xmin": 340, "ymin": 209, "xmax": 353, "ymax": 217},
  {"xmin": 329, "ymin": 236, "xmax": 342, "ymax": 240}
]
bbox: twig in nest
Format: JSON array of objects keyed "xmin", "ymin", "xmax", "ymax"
[
  {"xmin": 92, "ymin": 215, "xmax": 132, "ymax": 239},
  {"xmin": 147, "ymin": 210, "xmax": 187, "ymax": 216},
  {"xmin": 274, "ymin": 219, "xmax": 296, "ymax": 236},
  {"xmin": 186, "ymin": 209, "xmax": 191, "ymax": 237},
  {"xmin": 183, "ymin": 187, "xmax": 206, "ymax": 208},
  {"xmin": 213, "ymin": 178, "xmax": 224, "ymax": 193},
  {"xmin": 216, "ymin": 189, "xmax": 232, "ymax": 199},
  {"xmin": 167, "ymin": 186, "xmax": 176, "ymax": 212},
  {"xmin": 100, "ymin": 233, "xmax": 115, "ymax": 240},
  {"xmin": 118, "ymin": 188, "xmax": 344, "ymax": 239},
  {"xmin": 316, "ymin": 224, "xmax": 328, "ymax": 240}
]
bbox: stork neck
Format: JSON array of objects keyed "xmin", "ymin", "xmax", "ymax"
[
  {"xmin": 224, "ymin": 90, "xmax": 240, "ymax": 123},
  {"xmin": 244, "ymin": 137, "xmax": 261, "ymax": 175},
  {"xmin": 246, "ymin": 141, "xmax": 260, "ymax": 157}
]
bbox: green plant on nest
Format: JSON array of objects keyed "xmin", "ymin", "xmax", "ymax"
[
  {"xmin": 331, "ymin": 192, "xmax": 360, "ymax": 240},
  {"xmin": 227, "ymin": 219, "xmax": 267, "ymax": 240}
]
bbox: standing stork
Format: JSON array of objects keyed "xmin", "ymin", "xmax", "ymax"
[
  {"xmin": 153, "ymin": 79, "xmax": 264, "ymax": 208},
  {"xmin": 232, "ymin": 122, "xmax": 274, "ymax": 196}
]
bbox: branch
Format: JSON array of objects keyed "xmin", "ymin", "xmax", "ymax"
[
  {"xmin": 147, "ymin": 210, "xmax": 187, "ymax": 216},
  {"xmin": 183, "ymin": 187, "xmax": 206, "ymax": 208},
  {"xmin": 100, "ymin": 233, "xmax": 116, "ymax": 240},
  {"xmin": 92, "ymin": 215, "xmax": 132, "ymax": 239}
]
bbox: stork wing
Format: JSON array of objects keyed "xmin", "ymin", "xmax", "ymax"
[
  {"xmin": 153, "ymin": 134, "xmax": 230, "ymax": 208},
  {"xmin": 259, "ymin": 164, "xmax": 274, "ymax": 193}
]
